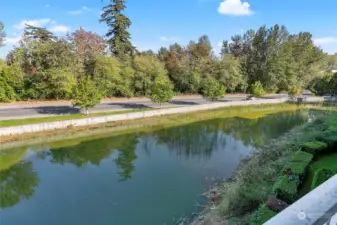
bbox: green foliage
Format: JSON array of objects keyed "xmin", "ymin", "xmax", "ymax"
[
  {"xmin": 0, "ymin": 19, "xmax": 332, "ymax": 103},
  {"xmin": 0, "ymin": 63, "xmax": 16, "ymax": 102},
  {"xmin": 288, "ymin": 85, "xmax": 301, "ymax": 97},
  {"xmin": 273, "ymin": 175, "xmax": 299, "ymax": 204},
  {"xmin": 310, "ymin": 168, "xmax": 336, "ymax": 190},
  {"xmin": 94, "ymin": 55, "xmax": 133, "ymax": 97},
  {"xmin": 72, "ymin": 78, "xmax": 102, "ymax": 114},
  {"xmin": 0, "ymin": 21, "xmax": 5, "ymax": 47},
  {"xmin": 330, "ymin": 73, "xmax": 337, "ymax": 95},
  {"xmin": 133, "ymin": 55, "xmax": 167, "ymax": 96},
  {"xmin": 201, "ymin": 78, "xmax": 226, "ymax": 100},
  {"xmin": 24, "ymin": 69, "xmax": 75, "ymax": 100},
  {"xmin": 150, "ymin": 75, "xmax": 174, "ymax": 105},
  {"xmin": 251, "ymin": 81, "xmax": 265, "ymax": 97},
  {"xmin": 250, "ymin": 205, "xmax": 277, "ymax": 225},
  {"xmin": 284, "ymin": 151, "xmax": 313, "ymax": 176},
  {"xmin": 309, "ymin": 72, "xmax": 333, "ymax": 96},
  {"xmin": 316, "ymin": 130, "xmax": 337, "ymax": 147},
  {"xmin": 210, "ymin": 56, "xmax": 246, "ymax": 93},
  {"xmin": 327, "ymin": 54, "xmax": 337, "ymax": 70},
  {"xmin": 222, "ymin": 25, "xmax": 325, "ymax": 91},
  {"xmin": 100, "ymin": 0, "xmax": 135, "ymax": 59},
  {"xmin": 302, "ymin": 142, "xmax": 328, "ymax": 155},
  {"xmin": 24, "ymin": 25, "xmax": 56, "ymax": 42}
]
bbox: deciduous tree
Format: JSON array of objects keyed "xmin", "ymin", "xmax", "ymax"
[
  {"xmin": 150, "ymin": 75, "xmax": 174, "ymax": 107},
  {"xmin": 72, "ymin": 78, "xmax": 102, "ymax": 115},
  {"xmin": 201, "ymin": 78, "xmax": 225, "ymax": 100}
]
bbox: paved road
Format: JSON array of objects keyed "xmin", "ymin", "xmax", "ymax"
[{"xmin": 0, "ymin": 95, "xmax": 287, "ymax": 120}]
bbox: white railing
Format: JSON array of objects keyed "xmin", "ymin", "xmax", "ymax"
[{"xmin": 264, "ymin": 175, "xmax": 337, "ymax": 225}]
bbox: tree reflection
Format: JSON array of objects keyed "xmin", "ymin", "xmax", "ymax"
[
  {"xmin": 114, "ymin": 147, "xmax": 137, "ymax": 181},
  {"xmin": 151, "ymin": 110, "xmax": 308, "ymax": 158},
  {"xmin": 39, "ymin": 134, "xmax": 138, "ymax": 181},
  {"xmin": 0, "ymin": 161, "xmax": 39, "ymax": 209}
]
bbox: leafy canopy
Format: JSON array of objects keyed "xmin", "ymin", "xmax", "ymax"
[
  {"xmin": 150, "ymin": 75, "xmax": 174, "ymax": 105},
  {"xmin": 72, "ymin": 78, "xmax": 102, "ymax": 114}
]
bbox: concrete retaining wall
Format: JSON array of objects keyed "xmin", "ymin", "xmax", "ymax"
[{"xmin": 0, "ymin": 97, "xmax": 325, "ymax": 136}]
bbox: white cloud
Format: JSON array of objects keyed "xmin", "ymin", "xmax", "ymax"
[
  {"xmin": 13, "ymin": 19, "xmax": 70, "ymax": 34},
  {"xmin": 160, "ymin": 36, "xmax": 168, "ymax": 41},
  {"xmin": 160, "ymin": 36, "xmax": 180, "ymax": 42},
  {"xmin": 68, "ymin": 6, "xmax": 91, "ymax": 15},
  {"xmin": 5, "ymin": 34, "xmax": 22, "ymax": 45},
  {"xmin": 49, "ymin": 25, "xmax": 70, "ymax": 33},
  {"xmin": 14, "ymin": 19, "xmax": 53, "ymax": 29},
  {"xmin": 217, "ymin": 41, "xmax": 223, "ymax": 47},
  {"xmin": 218, "ymin": 0, "xmax": 253, "ymax": 16},
  {"xmin": 45, "ymin": 4, "xmax": 50, "ymax": 8},
  {"xmin": 314, "ymin": 37, "xmax": 337, "ymax": 45}
]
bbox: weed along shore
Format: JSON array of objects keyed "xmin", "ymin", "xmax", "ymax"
[{"xmin": 191, "ymin": 108, "xmax": 337, "ymax": 225}]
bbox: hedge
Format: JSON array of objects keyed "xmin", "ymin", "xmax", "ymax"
[
  {"xmin": 316, "ymin": 130, "xmax": 337, "ymax": 147},
  {"xmin": 272, "ymin": 175, "xmax": 299, "ymax": 204},
  {"xmin": 302, "ymin": 142, "xmax": 328, "ymax": 155},
  {"xmin": 310, "ymin": 168, "xmax": 337, "ymax": 190},
  {"xmin": 284, "ymin": 151, "xmax": 313, "ymax": 176},
  {"xmin": 250, "ymin": 205, "xmax": 277, "ymax": 225}
]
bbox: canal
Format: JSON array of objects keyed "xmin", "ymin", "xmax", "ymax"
[{"xmin": 0, "ymin": 108, "xmax": 312, "ymax": 225}]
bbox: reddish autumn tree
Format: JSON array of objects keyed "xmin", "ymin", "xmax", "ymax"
[{"xmin": 71, "ymin": 27, "xmax": 106, "ymax": 76}]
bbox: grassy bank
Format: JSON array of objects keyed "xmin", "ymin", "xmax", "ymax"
[
  {"xmin": 0, "ymin": 108, "xmax": 156, "ymax": 127},
  {"xmin": 192, "ymin": 109, "xmax": 337, "ymax": 225}
]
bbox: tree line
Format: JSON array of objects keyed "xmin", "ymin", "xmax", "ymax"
[{"xmin": 0, "ymin": 0, "xmax": 336, "ymax": 111}]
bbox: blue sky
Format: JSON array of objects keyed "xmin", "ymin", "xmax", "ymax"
[{"xmin": 1, "ymin": 0, "xmax": 337, "ymax": 58}]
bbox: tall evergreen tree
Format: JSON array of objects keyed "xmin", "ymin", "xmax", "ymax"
[
  {"xmin": 100, "ymin": 0, "xmax": 135, "ymax": 59},
  {"xmin": 23, "ymin": 24, "xmax": 56, "ymax": 42}
]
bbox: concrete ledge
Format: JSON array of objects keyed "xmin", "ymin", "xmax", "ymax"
[
  {"xmin": 264, "ymin": 175, "xmax": 337, "ymax": 225},
  {"xmin": 0, "ymin": 98, "xmax": 290, "ymax": 136}
]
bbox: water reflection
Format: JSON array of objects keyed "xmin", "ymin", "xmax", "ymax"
[
  {"xmin": 0, "ymin": 110, "xmax": 309, "ymax": 214},
  {"xmin": 0, "ymin": 161, "xmax": 39, "ymax": 209}
]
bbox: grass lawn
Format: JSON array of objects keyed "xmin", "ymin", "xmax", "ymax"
[{"xmin": 0, "ymin": 108, "xmax": 156, "ymax": 127}]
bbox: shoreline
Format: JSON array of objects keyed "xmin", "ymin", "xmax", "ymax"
[
  {"xmin": 0, "ymin": 98, "xmax": 291, "ymax": 138},
  {"xmin": 190, "ymin": 109, "xmax": 337, "ymax": 225},
  {"xmin": 0, "ymin": 103, "xmax": 309, "ymax": 148}
]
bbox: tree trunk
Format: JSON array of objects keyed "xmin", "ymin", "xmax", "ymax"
[{"xmin": 86, "ymin": 109, "xmax": 89, "ymax": 115}]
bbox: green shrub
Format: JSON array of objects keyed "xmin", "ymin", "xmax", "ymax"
[
  {"xmin": 150, "ymin": 75, "xmax": 174, "ymax": 106},
  {"xmin": 310, "ymin": 169, "xmax": 336, "ymax": 190},
  {"xmin": 251, "ymin": 81, "xmax": 265, "ymax": 97},
  {"xmin": 284, "ymin": 151, "xmax": 313, "ymax": 176},
  {"xmin": 302, "ymin": 142, "xmax": 328, "ymax": 155},
  {"xmin": 316, "ymin": 130, "xmax": 337, "ymax": 147},
  {"xmin": 201, "ymin": 78, "xmax": 226, "ymax": 100},
  {"xmin": 288, "ymin": 85, "xmax": 301, "ymax": 97},
  {"xmin": 273, "ymin": 175, "xmax": 299, "ymax": 204},
  {"xmin": 250, "ymin": 205, "xmax": 277, "ymax": 225}
]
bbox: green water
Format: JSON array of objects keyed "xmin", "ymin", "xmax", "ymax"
[{"xmin": 0, "ymin": 110, "xmax": 311, "ymax": 225}]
